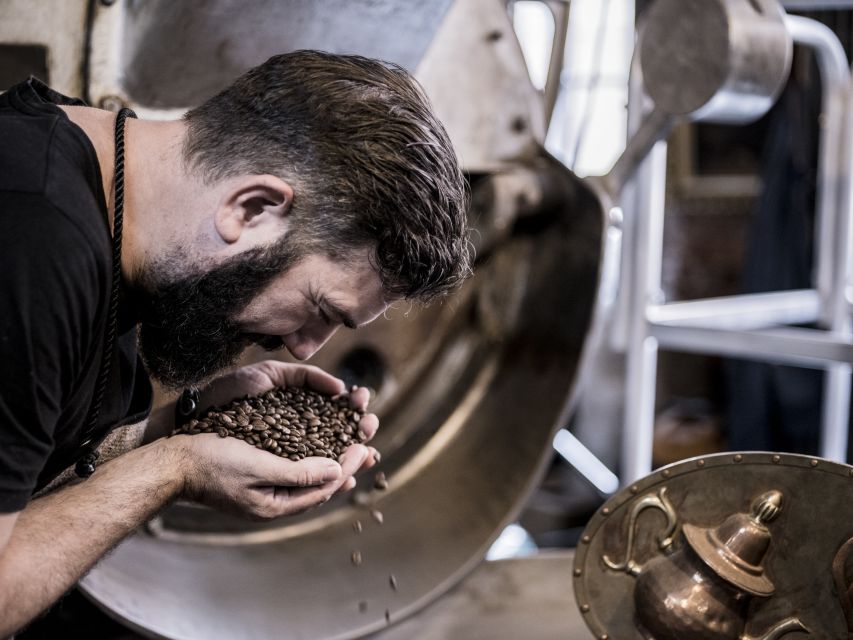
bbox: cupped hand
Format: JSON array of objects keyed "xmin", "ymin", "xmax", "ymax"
[{"xmin": 177, "ymin": 433, "xmax": 373, "ymax": 519}]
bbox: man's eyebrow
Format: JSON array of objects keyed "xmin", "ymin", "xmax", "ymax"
[{"xmin": 318, "ymin": 295, "xmax": 358, "ymax": 329}]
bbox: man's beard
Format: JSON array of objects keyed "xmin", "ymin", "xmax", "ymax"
[{"xmin": 129, "ymin": 240, "xmax": 300, "ymax": 390}]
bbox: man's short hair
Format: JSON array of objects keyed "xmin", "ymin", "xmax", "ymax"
[{"xmin": 183, "ymin": 50, "xmax": 472, "ymax": 301}]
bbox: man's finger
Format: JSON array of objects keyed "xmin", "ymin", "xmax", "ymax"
[
  {"xmin": 277, "ymin": 447, "xmax": 367, "ymax": 512},
  {"xmin": 289, "ymin": 364, "xmax": 346, "ymax": 395},
  {"xmin": 266, "ymin": 444, "xmax": 370, "ymax": 515},
  {"xmin": 255, "ymin": 455, "xmax": 342, "ymax": 487},
  {"xmin": 349, "ymin": 386, "xmax": 370, "ymax": 411},
  {"xmin": 258, "ymin": 360, "xmax": 346, "ymax": 395},
  {"xmin": 357, "ymin": 413, "xmax": 379, "ymax": 441},
  {"xmin": 278, "ymin": 483, "xmax": 337, "ymax": 514},
  {"xmin": 339, "ymin": 444, "xmax": 369, "ymax": 477}
]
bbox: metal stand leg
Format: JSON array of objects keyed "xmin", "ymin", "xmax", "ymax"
[{"xmin": 621, "ymin": 127, "xmax": 668, "ymax": 484}]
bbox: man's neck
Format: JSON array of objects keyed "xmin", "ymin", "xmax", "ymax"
[{"xmin": 58, "ymin": 106, "xmax": 199, "ymax": 285}]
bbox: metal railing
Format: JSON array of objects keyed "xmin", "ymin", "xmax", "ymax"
[{"xmin": 620, "ymin": 15, "xmax": 853, "ymax": 483}]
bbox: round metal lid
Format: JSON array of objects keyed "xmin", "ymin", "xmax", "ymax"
[{"xmin": 574, "ymin": 452, "xmax": 853, "ymax": 639}]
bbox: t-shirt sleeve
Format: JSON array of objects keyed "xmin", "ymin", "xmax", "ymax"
[{"xmin": 0, "ymin": 194, "xmax": 102, "ymax": 512}]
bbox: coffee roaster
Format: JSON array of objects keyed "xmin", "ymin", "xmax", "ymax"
[{"xmin": 0, "ymin": 0, "xmax": 843, "ymax": 638}]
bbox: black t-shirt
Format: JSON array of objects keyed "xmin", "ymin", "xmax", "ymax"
[{"xmin": 0, "ymin": 78, "xmax": 152, "ymax": 512}]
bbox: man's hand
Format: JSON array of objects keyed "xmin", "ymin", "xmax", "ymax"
[
  {"xmin": 174, "ymin": 360, "xmax": 380, "ymax": 515},
  {"xmin": 175, "ymin": 434, "xmax": 370, "ymax": 520}
]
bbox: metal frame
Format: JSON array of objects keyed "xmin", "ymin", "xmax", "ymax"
[{"xmin": 620, "ymin": 15, "xmax": 853, "ymax": 483}]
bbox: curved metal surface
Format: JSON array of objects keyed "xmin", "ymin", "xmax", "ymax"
[
  {"xmin": 100, "ymin": 0, "xmax": 454, "ymax": 107},
  {"xmin": 575, "ymin": 452, "xmax": 853, "ymax": 640},
  {"xmin": 86, "ymin": 0, "xmax": 545, "ymax": 172},
  {"xmin": 81, "ymin": 152, "xmax": 610, "ymax": 639},
  {"xmin": 370, "ymin": 551, "xmax": 586, "ymax": 639}
]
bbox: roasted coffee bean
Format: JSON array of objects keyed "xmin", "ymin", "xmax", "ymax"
[
  {"xmin": 370, "ymin": 509, "xmax": 384, "ymax": 525},
  {"xmin": 351, "ymin": 550, "xmax": 362, "ymax": 566},
  {"xmin": 389, "ymin": 574, "xmax": 398, "ymax": 591},
  {"xmin": 352, "ymin": 520, "xmax": 363, "ymax": 533},
  {"xmin": 217, "ymin": 428, "xmax": 228, "ymax": 438},
  {"xmin": 373, "ymin": 472, "xmax": 388, "ymax": 490},
  {"xmin": 385, "ymin": 610, "xmax": 391, "ymax": 624}
]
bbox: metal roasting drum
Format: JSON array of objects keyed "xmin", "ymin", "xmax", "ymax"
[
  {"xmin": 0, "ymin": 0, "xmax": 798, "ymax": 637},
  {"xmin": 76, "ymin": 1, "xmax": 606, "ymax": 638}
]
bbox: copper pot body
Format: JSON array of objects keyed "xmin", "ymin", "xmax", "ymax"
[{"xmin": 635, "ymin": 546, "xmax": 750, "ymax": 640}]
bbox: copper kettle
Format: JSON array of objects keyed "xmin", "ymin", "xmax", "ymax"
[{"xmin": 606, "ymin": 490, "xmax": 810, "ymax": 640}]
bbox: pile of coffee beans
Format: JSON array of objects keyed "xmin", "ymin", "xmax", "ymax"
[{"xmin": 173, "ymin": 386, "xmax": 368, "ymax": 461}]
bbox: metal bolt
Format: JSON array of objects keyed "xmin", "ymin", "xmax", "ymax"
[
  {"xmin": 772, "ymin": 455, "xmax": 781, "ymax": 464},
  {"xmin": 510, "ymin": 116, "xmax": 526, "ymax": 134},
  {"xmin": 734, "ymin": 454, "xmax": 743, "ymax": 462}
]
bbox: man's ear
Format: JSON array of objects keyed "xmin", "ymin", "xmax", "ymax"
[{"xmin": 214, "ymin": 175, "xmax": 294, "ymax": 245}]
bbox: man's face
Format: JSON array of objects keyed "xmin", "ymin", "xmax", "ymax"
[
  {"xmin": 132, "ymin": 245, "xmax": 387, "ymax": 390},
  {"xmin": 234, "ymin": 253, "xmax": 388, "ymax": 360}
]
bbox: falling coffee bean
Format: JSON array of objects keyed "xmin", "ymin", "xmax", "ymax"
[
  {"xmin": 351, "ymin": 550, "xmax": 362, "ymax": 566},
  {"xmin": 370, "ymin": 509, "xmax": 384, "ymax": 525},
  {"xmin": 389, "ymin": 574, "xmax": 398, "ymax": 591},
  {"xmin": 351, "ymin": 491, "xmax": 371, "ymax": 507},
  {"xmin": 373, "ymin": 471, "xmax": 388, "ymax": 491},
  {"xmin": 352, "ymin": 520, "xmax": 363, "ymax": 534}
]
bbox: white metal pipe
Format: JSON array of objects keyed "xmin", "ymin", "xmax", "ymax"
[
  {"xmin": 621, "ymin": 133, "xmax": 668, "ymax": 484},
  {"xmin": 819, "ymin": 40, "xmax": 853, "ymax": 462},
  {"xmin": 648, "ymin": 290, "xmax": 821, "ymax": 330},
  {"xmin": 552, "ymin": 429, "xmax": 620, "ymax": 494},
  {"xmin": 785, "ymin": 16, "xmax": 849, "ymax": 325},
  {"xmin": 822, "ymin": 366, "xmax": 851, "ymax": 460},
  {"xmin": 650, "ymin": 324, "xmax": 853, "ymax": 368}
]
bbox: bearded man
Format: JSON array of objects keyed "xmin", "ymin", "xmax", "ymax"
[{"xmin": 0, "ymin": 50, "xmax": 470, "ymax": 634}]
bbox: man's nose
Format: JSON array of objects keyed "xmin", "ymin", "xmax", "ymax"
[{"xmin": 284, "ymin": 327, "xmax": 338, "ymax": 361}]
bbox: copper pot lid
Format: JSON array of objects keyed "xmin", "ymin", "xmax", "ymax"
[{"xmin": 682, "ymin": 490, "xmax": 782, "ymax": 597}]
